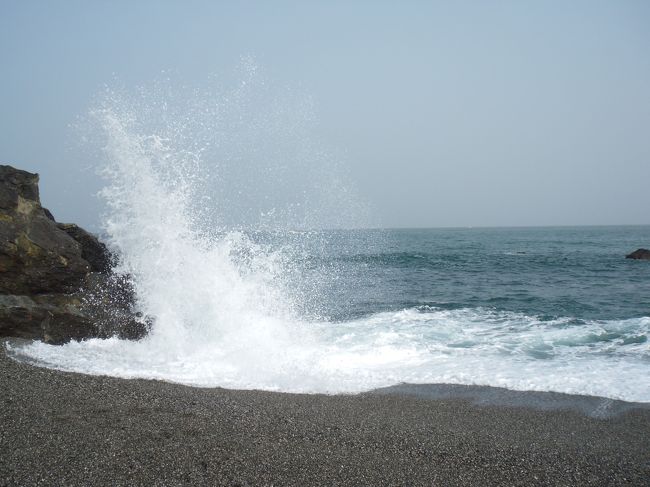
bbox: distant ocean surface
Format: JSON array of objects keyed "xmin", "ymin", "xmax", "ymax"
[{"xmin": 292, "ymin": 225, "xmax": 650, "ymax": 323}]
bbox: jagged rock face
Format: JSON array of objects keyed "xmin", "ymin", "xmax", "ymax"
[
  {"xmin": 0, "ymin": 164, "xmax": 148, "ymax": 344},
  {"xmin": 626, "ymin": 248, "xmax": 650, "ymax": 261},
  {"xmin": 0, "ymin": 165, "xmax": 90, "ymax": 294},
  {"xmin": 0, "ymin": 294, "xmax": 93, "ymax": 343},
  {"xmin": 0, "ymin": 275, "xmax": 148, "ymax": 344},
  {"xmin": 57, "ymin": 223, "xmax": 114, "ymax": 273}
]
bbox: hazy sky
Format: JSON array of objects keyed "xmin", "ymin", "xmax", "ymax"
[{"xmin": 1, "ymin": 0, "xmax": 649, "ymax": 230}]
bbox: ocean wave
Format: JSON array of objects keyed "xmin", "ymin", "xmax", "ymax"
[{"xmin": 8, "ymin": 306, "xmax": 650, "ymax": 402}]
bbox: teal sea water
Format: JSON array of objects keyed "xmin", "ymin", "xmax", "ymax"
[
  {"xmin": 289, "ymin": 225, "xmax": 650, "ymax": 323},
  {"xmin": 11, "ymin": 225, "xmax": 650, "ymax": 402}
]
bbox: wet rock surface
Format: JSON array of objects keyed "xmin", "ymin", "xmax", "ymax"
[{"xmin": 0, "ymin": 164, "xmax": 146, "ymax": 343}]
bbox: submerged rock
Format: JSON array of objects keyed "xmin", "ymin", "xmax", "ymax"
[
  {"xmin": 0, "ymin": 164, "xmax": 147, "ymax": 344},
  {"xmin": 625, "ymin": 248, "xmax": 650, "ymax": 260}
]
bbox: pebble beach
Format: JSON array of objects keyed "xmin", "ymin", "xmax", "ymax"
[{"xmin": 2, "ymin": 343, "xmax": 649, "ymax": 486}]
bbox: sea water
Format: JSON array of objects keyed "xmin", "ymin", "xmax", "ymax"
[
  {"xmin": 10, "ymin": 224, "xmax": 649, "ymax": 400},
  {"xmin": 7, "ymin": 76, "xmax": 650, "ymax": 402}
]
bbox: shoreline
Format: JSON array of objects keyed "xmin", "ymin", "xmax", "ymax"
[
  {"xmin": 2, "ymin": 344, "xmax": 649, "ymax": 486},
  {"xmin": 368, "ymin": 383, "xmax": 650, "ymax": 419},
  {"xmin": 7, "ymin": 338, "xmax": 649, "ymax": 418}
]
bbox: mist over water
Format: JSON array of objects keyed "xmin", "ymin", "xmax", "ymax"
[{"xmin": 8, "ymin": 68, "xmax": 650, "ymax": 402}]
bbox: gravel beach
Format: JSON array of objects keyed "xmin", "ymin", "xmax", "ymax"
[{"xmin": 1, "ymin": 342, "xmax": 649, "ymax": 486}]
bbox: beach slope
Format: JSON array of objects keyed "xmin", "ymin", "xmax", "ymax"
[{"xmin": 1, "ymin": 344, "xmax": 649, "ymax": 486}]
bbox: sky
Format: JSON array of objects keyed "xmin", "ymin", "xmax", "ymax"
[{"xmin": 1, "ymin": 0, "xmax": 649, "ymax": 230}]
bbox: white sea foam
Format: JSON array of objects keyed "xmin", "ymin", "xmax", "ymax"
[
  {"xmin": 9, "ymin": 308, "xmax": 650, "ymax": 401},
  {"xmin": 7, "ymin": 74, "xmax": 650, "ymax": 403}
]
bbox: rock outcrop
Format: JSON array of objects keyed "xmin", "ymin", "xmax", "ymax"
[
  {"xmin": 56, "ymin": 223, "xmax": 114, "ymax": 273},
  {"xmin": 625, "ymin": 249, "xmax": 650, "ymax": 261},
  {"xmin": 0, "ymin": 164, "xmax": 147, "ymax": 344},
  {"xmin": 0, "ymin": 167, "xmax": 90, "ymax": 295}
]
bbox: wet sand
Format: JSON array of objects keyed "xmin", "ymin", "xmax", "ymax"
[{"xmin": 1, "ymin": 343, "xmax": 649, "ymax": 486}]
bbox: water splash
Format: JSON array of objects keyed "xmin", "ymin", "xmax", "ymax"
[{"xmin": 7, "ymin": 67, "xmax": 650, "ymax": 402}]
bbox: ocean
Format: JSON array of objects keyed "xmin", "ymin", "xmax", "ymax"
[
  {"xmin": 272, "ymin": 225, "xmax": 650, "ymax": 323},
  {"xmin": 10, "ymin": 225, "xmax": 650, "ymax": 402}
]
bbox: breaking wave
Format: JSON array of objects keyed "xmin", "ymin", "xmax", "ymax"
[{"xmin": 7, "ymin": 69, "xmax": 650, "ymax": 403}]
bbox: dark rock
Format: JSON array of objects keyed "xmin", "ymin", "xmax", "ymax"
[
  {"xmin": 625, "ymin": 248, "xmax": 650, "ymax": 260},
  {"xmin": 0, "ymin": 294, "xmax": 95, "ymax": 344},
  {"xmin": 0, "ymin": 164, "xmax": 148, "ymax": 343},
  {"xmin": 56, "ymin": 223, "xmax": 114, "ymax": 273},
  {"xmin": 0, "ymin": 165, "xmax": 89, "ymax": 294},
  {"xmin": 0, "ymin": 280, "xmax": 148, "ymax": 344},
  {"xmin": 42, "ymin": 207, "xmax": 55, "ymax": 221},
  {"xmin": 79, "ymin": 272, "xmax": 150, "ymax": 341},
  {"xmin": 0, "ymin": 165, "xmax": 39, "ymax": 207}
]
